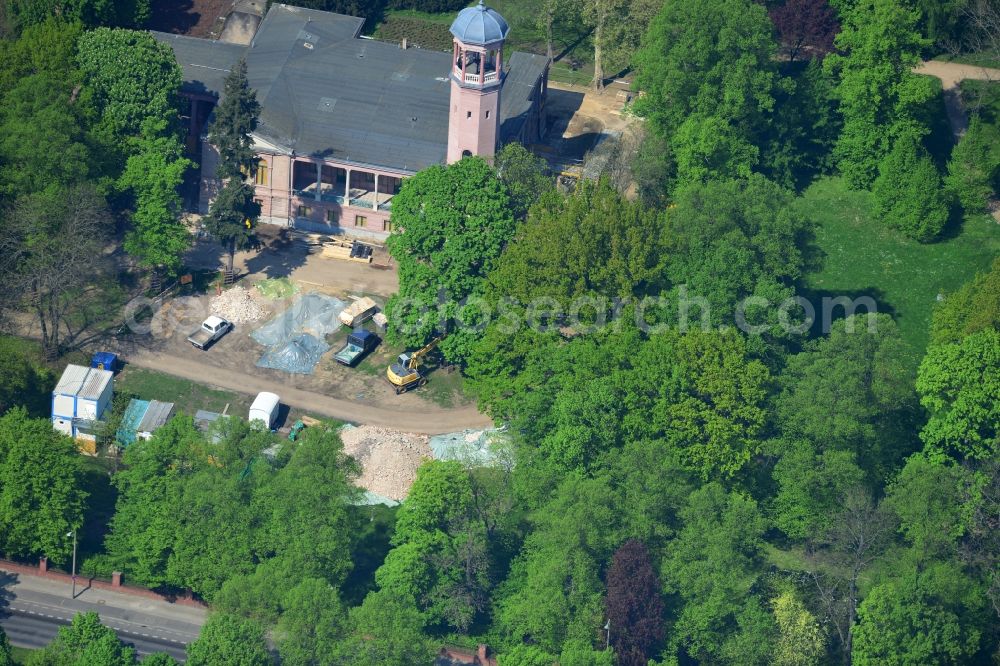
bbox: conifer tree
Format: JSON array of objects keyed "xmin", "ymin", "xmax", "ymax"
[{"xmin": 205, "ymin": 58, "xmax": 262, "ymax": 276}]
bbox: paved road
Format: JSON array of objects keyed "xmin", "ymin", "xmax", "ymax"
[
  {"xmin": 124, "ymin": 346, "xmax": 493, "ymax": 434},
  {"xmin": 0, "ymin": 570, "xmax": 205, "ymax": 662}
]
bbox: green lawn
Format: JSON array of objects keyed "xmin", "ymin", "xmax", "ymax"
[
  {"xmin": 115, "ymin": 366, "xmax": 253, "ymax": 418},
  {"xmin": 797, "ymin": 177, "xmax": 1000, "ymax": 366}
]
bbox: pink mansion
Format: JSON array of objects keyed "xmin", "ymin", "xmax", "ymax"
[{"xmin": 154, "ymin": 2, "xmax": 549, "ymax": 241}]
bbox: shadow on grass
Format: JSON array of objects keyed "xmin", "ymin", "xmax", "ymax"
[{"xmin": 796, "ymin": 285, "xmax": 897, "ymax": 341}]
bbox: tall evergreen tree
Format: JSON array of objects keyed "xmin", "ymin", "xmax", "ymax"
[
  {"xmin": 205, "ymin": 58, "xmax": 261, "ymax": 275},
  {"xmin": 209, "ymin": 59, "xmax": 260, "ymax": 179},
  {"xmin": 824, "ymin": 0, "xmax": 935, "ymax": 188}
]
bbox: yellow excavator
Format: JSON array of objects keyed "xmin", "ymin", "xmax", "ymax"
[{"xmin": 386, "ymin": 336, "xmax": 442, "ymax": 394}]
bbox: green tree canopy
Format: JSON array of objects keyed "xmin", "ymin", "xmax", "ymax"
[
  {"xmin": 495, "ymin": 476, "xmax": 619, "ymax": 655},
  {"xmin": 929, "ymin": 257, "xmax": 1000, "ymax": 345},
  {"xmin": 374, "ymin": 460, "xmax": 490, "ymax": 632},
  {"xmin": 0, "ymin": 74, "xmax": 95, "ymax": 198},
  {"xmin": 203, "ymin": 58, "xmax": 262, "ymax": 275},
  {"xmin": 76, "ymin": 28, "xmax": 182, "ymax": 143},
  {"xmin": 664, "ymin": 175, "xmax": 814, "ymax": 341},
  {"xmin": 186, "ymin": 613, "xmax": 273, "ymax": 666},
  {"xmin": 486, "ymin": 179, "xmax": 667, "ymax": 307},
  {"xmin": 274, "ymin": 578, "xmax": 346, "ymax": 666},
  {"xmin": 885, "ymin": 454, "xmax": 967, "ymax": 563},
  {"xmin": 916, "ymin": 329, "xmax": 1000, "ymax": 462},
  {"xmin": 852, "ymin": 568, "xmax": 984, "ymax": 666},
  {"xmin": 330, "ymin": 590, "xmax": 436, "ymax": 666},
  {"xmin": 773, "ymin": 314, "xmax": 914, "ymax": 471},
  {"xmin": 0, "ymin": 408, "xmax": 86, "ymax": 562},
  {"xmin": 207, "ymin": 58, "xmax": 260, "ymax": 180},
  {"xmin": 771, "ymin": 441, "xmax": 865, "ymax": 541},
  {"xmin": 492, "ymin": 142, "xmax": 552, "ymax": 219},
  {"xmin": 0, "ymin": 336, "xmax": 54, "ymax": 417},
  {"xmin": 672, "ymin": 113, "xmax": 760, "ymax": 184},
  {"xmin": 118, "ymin": 118, "xmax": 192, "ymax": 273},
  {"xmin": 0, "ymin": 625, "xmax": 12, "ymax": 666},
  {"xmin": 824, "ymin": 0, "xmax": 936, "ymax": 188},
  {"xmin": 32, "ymin": 611, "xmax": 136, "ymax": 665},
  {"xmin": 660, "ymin": 483, "xmax": 774, "ymax": 665},
  {"xmin": 256, "ymin": 423, "xmax": 360, "ymax": 587},
  {"xmin": 632, "ymin": 0, "xmax": 779, "ymax": 151},
  {"xmin": 771, "ymin": 590, "xmax": 825, "ymax": 666},
  {"xmin": 386, "ymin": 156, "xmax": 517, "ymax": 363}
]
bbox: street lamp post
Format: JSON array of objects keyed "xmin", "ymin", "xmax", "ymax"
[{"xmin": 66, "ymin": 530, "xmax": 77, "ymax": 598}]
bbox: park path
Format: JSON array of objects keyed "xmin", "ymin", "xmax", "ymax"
[
  {"xmin": 914, "ymin": 60, "xmax": 1000, "ymax": 138},
  {"xmin": 125, "ymin": 346, "xmax": 493, "ymax": 435},
  {"xmin": 915, "ymin": 60, "xmax": 1000, "ymax": 223}
]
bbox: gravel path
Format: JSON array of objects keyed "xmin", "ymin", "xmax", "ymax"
[
  {"xmin": 914, "ymin": 60, "xmax": 1000, "ymax": 223},
  {"xmin": 123, "ymin": 347, "xmax": 493, "ymax": 435}
]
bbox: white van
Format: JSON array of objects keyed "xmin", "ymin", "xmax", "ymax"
[{"xmin": 249, "ymin": 392, "xmax": 280, "ymax": 429}]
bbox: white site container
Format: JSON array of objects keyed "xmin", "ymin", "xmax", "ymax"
[
  {"xmin": 51, "ymin": 364, "xmax": 113, "ymax": 441},
  {"xmin": 249, "ymin": 392, "xmax": 280, "ymax": 429}
]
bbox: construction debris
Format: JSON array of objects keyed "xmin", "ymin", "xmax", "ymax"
[
  {"xmin": 210, "ymin": 285, "xmax": 267, "ymax": 323},
  {"xmin": 339, "ymin": 425, "xmax": 431, "ymax": 501}
]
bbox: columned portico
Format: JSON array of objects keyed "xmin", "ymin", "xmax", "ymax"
[{"xmin": 254, "ymin": 153, "xmax": 405, "ymax": 239}]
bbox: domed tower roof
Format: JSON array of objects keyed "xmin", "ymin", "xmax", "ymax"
[{"xmin": 449, "ymin": 1, "xmax": 509, "ymax": 46}]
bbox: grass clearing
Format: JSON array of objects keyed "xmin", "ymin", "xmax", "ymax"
[
  {"xmin": 797, "ymin": 177, "xmax": 1000, "ymax": 366},
  {"xmin": 115, "ymin": 366, "xmax": 252, "ymax": 418}
]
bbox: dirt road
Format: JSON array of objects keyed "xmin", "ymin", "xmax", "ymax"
[{"xmin": 125, "ymin": 347, "xmax": 493, "ymax": 434}]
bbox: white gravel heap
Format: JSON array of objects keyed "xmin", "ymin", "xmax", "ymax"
[
  {"xmin": 210, "ymin": 285, "xmax": 267, "ymax": 323},
  {"xmin": 339, "ymin": 425, "xmax": 431, "ymax": 501}
]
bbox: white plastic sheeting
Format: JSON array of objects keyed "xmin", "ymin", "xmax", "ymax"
[{"xmin": 252, "ymin": 292, "xmax": 345, "ymax": 374}]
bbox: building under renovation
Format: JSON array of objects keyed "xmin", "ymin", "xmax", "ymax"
[{"xmin": 154, "ymin": 1, "xmax": 549, "ymax": 240}]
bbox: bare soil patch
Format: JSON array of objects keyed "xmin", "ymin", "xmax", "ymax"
[{"xmin": 148, "ymin": 0, "xmax": 233, "ymax": 37}]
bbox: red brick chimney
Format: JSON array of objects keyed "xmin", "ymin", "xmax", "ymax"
[{"xmin": 477, "ymin": 644, "xmax": 488, "ymax": 664}]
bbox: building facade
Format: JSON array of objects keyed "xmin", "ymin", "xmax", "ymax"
[{"xmin": 155, "ymin": 1, "xmax": 548, "ymax": 241}]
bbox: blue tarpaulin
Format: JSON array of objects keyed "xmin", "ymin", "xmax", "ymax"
[{"xmin": 256, "ymin": 333, "xmax": 331, "ymax": 375}]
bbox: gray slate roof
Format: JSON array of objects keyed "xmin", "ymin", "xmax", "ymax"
[
  {"xmin": 500, "ymin": 51, "xmax": 547, "ymax": 144},
  {"xmin": 246, "ymin": 4, "xmax": 450, "ymax": 171},
  {"xmin": 449, "ymin": 1, "xmax": 509, "ymax": 45},
  {"xmin": 155, "ymin": 3, "xmax": 547, "ymax": 173},
  {"xmin": 151, "ymin": 32, "xmax": 248, "ymax": 98}
]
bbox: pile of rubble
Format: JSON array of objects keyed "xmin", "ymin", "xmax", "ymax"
[
  {"xmin": 210, "ymin": 285, "xmax": 267, "ymax": 323},
  {"xmin": 339, "ymin": 425, "xmax": 431, "ymax": 501}
]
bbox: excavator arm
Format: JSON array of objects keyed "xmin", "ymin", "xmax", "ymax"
[{"xmin": 406, "ymin": 336, "xmax": 443, "ymax": 369}]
